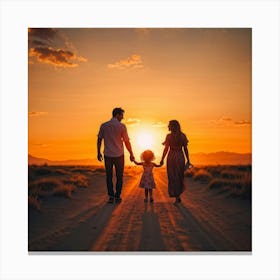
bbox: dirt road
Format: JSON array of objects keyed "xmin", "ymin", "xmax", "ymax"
[{"xmin": 29, "ymin": 169, "xmax": 251, "ymax": 252}]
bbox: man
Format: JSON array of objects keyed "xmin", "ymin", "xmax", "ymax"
[{"xmin": 97, "ymin": 107, "xmax": 135, "ymax": 203}]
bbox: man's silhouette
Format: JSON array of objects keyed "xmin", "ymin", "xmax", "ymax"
[{"xmin": 97, "ymin": 107, "xmax": 135, "ymax": 203}]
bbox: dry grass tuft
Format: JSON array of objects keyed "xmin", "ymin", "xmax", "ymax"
[
  {"xmin": 193, "ymin": 169, "xmax": 213, "ymax": 183},
  {"xmin": 53, "ymin": 184, "xmax": 76, "ymax": 198},
  {"xmin": 28, "ymin": 178, "xmax": 62, "ymax": 197},
  {"xmin": 208, "ymin": 172, "xmax": 251, "ymax": 199},
  {"xmin": 63, "ymin": 174, "xmax": 89, "ymax": 188}
]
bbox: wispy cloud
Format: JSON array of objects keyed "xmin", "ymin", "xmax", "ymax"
[
  {"xmin": 28, "ymin": 28, "xmax": 87, "ymax": 68},
  {"xmin": 28, "ymin": 111, "xmax": 48, "ymax": 117},
  {"xmin": 124, "ymin": 118, "xmax": 141, "ymax": 126},
  {"xmin": 152, "ymin": 122, "xmax": 166, "ymax": 128},
  {"xmin": 209, "ymin": 116, "xmax": 251, "ymax": 127},
  {"xmin": 234, "ymin": 120, "xmax": 251, "ymax": 126},
  {"xmin": 108, "ymin": 54, "xmax": 144, "ymax": 70}
]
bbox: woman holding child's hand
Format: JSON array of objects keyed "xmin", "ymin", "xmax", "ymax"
[{"xmin": 160, "ymin": 120, "xmax": 191, "ymax": 203}]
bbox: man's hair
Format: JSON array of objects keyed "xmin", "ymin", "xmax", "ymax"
[{"xmin": 112, "ymin": 107, "xmax": 125, "ymax": 117}]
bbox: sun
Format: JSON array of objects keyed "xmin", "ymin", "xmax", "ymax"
[{"xmin": 136, "ymin": 132, "xmax": 154, "ymax": 150}]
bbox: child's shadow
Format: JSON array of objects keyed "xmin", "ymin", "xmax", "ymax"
[{"xmin": 138, "ymin": 203, "xmax": 166, "ymax": 251}]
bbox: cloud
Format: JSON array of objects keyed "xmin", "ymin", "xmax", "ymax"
[
  {"xmin": 28, "ymin": 28, "xmax": 57, "ymax": 44},
  {"xmin": 28, "ymin": 28, "xmax": 87, "ymax": 68},
  {"xmin": 124, "ymin": 118, "xmax": 141, "ymax": 126},
  {"xmin": 30, "ymin": 39, "xmax": 48, "ymax": 47},
  {"xmin": 28, "ymin": 111, "xmax": 48, "ymax": 117},
  {"xmin": 108, "ymin": 54, "xmax": 144, "ymax": 70},
  {"xmin": 234, "ymin": 120, "xmax": 251, "ymax": 126},
  {"xmin": 152, "ymin": 122, "xmax": 166, "ymax": 128},
  {"xmin": 209, "ymin": 117, "xmax": 251, "ymax": 127},
  {"xmin": 29, "ymin": 47, "xmax": 87, "ymax": 68}
]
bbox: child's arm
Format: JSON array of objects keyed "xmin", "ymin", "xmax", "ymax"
[
  {"xmin": 133, "ymin": 160, "xmax": 143, "ymax": 166},
  {"xmin": 153, "ymin": 162, "xmax": 163, "ymax": 167}
]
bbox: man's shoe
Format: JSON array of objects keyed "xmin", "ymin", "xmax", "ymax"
[
  {"xmin": 107, "ymin": 197, "xmax": 114, "ymax": 204},
  {"xmin": 115, "ymin": 197, "xmax": 122, "ymax": 203}
]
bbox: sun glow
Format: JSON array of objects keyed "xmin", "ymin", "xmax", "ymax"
[
  {"xmin": 136, "ymin": 132, "xmax": 154, "ymax": 150},
  {"xmin": 129, "ymin": 125, "xmax": 166, "ymax": 161}
]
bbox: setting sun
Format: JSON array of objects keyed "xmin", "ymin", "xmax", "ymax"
[{"xmin": 136, "ymin": 131, "xmax": 154, "ymax": 150}]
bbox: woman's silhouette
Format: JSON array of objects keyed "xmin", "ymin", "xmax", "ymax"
[{"xmin": 160, "ymin": 120, "xmax": 191, "ymax": 203}]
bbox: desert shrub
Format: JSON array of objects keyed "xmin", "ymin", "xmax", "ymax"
[
  {"xmin": 208, "ymin": 173, "xmax": 251, "ymax": 199},
  {"xmin": 229, "ymin": 173, "xmax": 252, "ymax": 199},
  {"xmin": 220, "ymin": 169, "xmax": 242, "ymax": 180},
  {"xmin": 32, "ymin": 166, "xmax": 54, "ymax": 176},
  {"xmin": 63, "ymin": 174, "xmax": 89, "ymax": 188},
  {"xmin": 193, "ymin": 169, "xmax": 213, "ymax": 183},
  {"xmin": 28, "ymin": 195, "xmax": 41, "ymax": 211},
  {"xmin": 205, "ymin": 166, "xmax": 224, "ymax": 178},
  {"xmin": 53, "ymin": 184, "xmax": 76, "ymax": 198},
  {"xmin": 52, "ymin": 168, "xmax": 70, "ymax": 176},
  {"xmin": 93, "ymin": 167, "xmax": 106, "ymax": 173},
  {"xmin": 237, "ymin": 165, "xmax": 252, "ymax": 172},
  {"xmin": 28, "ymin": 178, "xmax": 62, "ymax": 197}
]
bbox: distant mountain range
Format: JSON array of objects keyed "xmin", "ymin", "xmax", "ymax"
[{"xmin": 28, "ymin": 152, "xmax": 251, "ymax": 166}]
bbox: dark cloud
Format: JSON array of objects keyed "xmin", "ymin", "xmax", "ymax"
[
  {"xmin": 28, "ymin": 28, "xmax": 87, "ymax": 68},
  {"xmin": 30, "ymin": 39, "xmax": 48, "ymax": 47},
  {"xmin": 29, "ymin": 47, "xmax": 86, "ymax": 68},
  {"xmin": 28, "ymin": 28, "xmax": 57, "ymax": 44},
  {"xmin": 29, "ymin": 47, "xmax": 76, "ymax": 67}
]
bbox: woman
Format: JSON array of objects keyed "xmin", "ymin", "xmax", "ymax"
[{"xmin": 160, "ymin": 120, "xmax": 191, "ymax": 203}]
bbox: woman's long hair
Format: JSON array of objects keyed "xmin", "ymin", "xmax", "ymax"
[{"xmin": 169, "ymin": 120, "xmax": 182, "ymax": 146}]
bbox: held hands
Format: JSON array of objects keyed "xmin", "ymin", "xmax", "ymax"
[
  {"xmin": 160, "ymin": 159, "xmax": 164, "ymax": 166},
  {"xmin": 130, "ymin": 154, "xmax": 135, "ymax": 162}
]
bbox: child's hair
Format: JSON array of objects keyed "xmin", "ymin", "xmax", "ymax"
[{"xmin": 140, "ymin": 150, "xmax": 155, "ymax": 162}]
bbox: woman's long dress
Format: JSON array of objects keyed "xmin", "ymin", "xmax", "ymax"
[{"xmin": 164, "ymin": 133, "xmax": 188, "ymax": 197}]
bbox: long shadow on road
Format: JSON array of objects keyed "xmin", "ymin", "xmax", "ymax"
[
  {"xmin": 138, "ymin": 203, "xmax": 166, "ymax": 251},
  {"xmin": 43, "ymin": 203, "xmax": 119, "ymax": 251},
  {"xmin": 175, "ymin": 203, "xmax": 242, "ymax": 251}
]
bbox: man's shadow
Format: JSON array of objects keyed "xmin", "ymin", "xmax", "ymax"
[
  {"xmin": 33, "ymin": 202, "xmax": 120, "ymax": 252},
  {"xmin": 138, "ymin": 203, "xmax": 166, "ymax": 251}
]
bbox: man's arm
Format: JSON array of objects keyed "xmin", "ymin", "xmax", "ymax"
[
  {"xmin": 97, "ymin": 137, "xmax": 103, "ymax": 161},
  {"xmin": 124, "ymin": 140, "xmax": 135, "ymax": 161}
]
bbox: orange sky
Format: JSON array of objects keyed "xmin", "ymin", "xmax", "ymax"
[{"xmin": 28, "ymin": 28, "xmax": 251, "ymax": 162}]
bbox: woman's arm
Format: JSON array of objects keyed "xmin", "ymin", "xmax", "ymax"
[
  {"xmin": 160, "ymin": 146, "xmax": 169, "ymax": 165},
  {"xmin": 183, "ymin": 145, "xmax": 190, "ymax": 163}
]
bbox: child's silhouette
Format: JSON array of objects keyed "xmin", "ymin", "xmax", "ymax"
[{"xmin": 133, "ymin": 150, "xmax": 162, "ymax": 203}]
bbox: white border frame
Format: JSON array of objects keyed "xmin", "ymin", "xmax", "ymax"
[{"xmin": 1, "ymin": 0, "xmax": 279, "ymax": 279}]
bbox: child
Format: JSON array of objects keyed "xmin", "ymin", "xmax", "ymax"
[{"xmin": 133, "ymin": 150, "xmax": 162, "ymax": 203}]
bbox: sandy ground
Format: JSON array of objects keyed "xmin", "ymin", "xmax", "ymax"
[{"xmin": 28, "ymin": 169, "xmax": 251, "ymax": 252}]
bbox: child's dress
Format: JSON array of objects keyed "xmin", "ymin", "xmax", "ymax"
[{"xmin": 139, "ymin": 162, "xmax": 156, "ymax": 189}]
